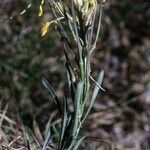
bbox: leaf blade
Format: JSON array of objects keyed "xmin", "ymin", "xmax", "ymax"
[
  {"xmin": 72, "ymin": 136, "xmax": 86, "ymax": 150},
  {"xmin": 59, "ymin": 98, "xmax": 68, "ymax": 148},
  {"xmin": 42, "ymin": 77, "xmax": 62, "ymax": 114},
  {"xmin": 72, "ymin": 81, "xmax": 83, "ymax": 137},
  {"xmin": 42, "ymin": 127, "xmax": 52, "ymax": 150},
  {"xmin": 82, "ymin": 70, "xmax": 104, "ymax": 123}
]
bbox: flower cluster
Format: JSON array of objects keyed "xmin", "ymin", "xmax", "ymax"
[{"xmin": 39, "ymin": 0, "xmax": 106, "ymax": 37}]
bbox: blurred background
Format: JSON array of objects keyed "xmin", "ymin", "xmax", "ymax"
[{"xmin": 0, "ymin": 0, "xmax": 150, "ymax": 149}]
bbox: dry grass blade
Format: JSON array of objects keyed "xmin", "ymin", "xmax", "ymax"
[
  {"xmin": 0, "ymin": 103, "xmax": 16, "ymax": 126},
  {"xmin": 33, "ymin": 119, "xmax": 44, "ymax": 144}
]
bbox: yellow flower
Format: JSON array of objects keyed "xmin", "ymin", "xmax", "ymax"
[
  {"xmin": 40, "ymin": 22, "xmax": 50, "ymax": 37},
  {"xmin": 39, "ymin": 0, "xmax": 44, "ymax": 17},
  {"xmin": 40, "ymin": 17, "xmax": 63, "ymax": 37}
]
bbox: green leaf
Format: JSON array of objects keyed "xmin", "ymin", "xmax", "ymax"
[
  {"xmin": 90, "ymin": 4, "xmax": 103, "ymax": 53},
  {"xmin": 42, "ymin": 127, "xmax": 52, "ymax": 150},
  {"xmin": 72, "ymin": 136, "xmax": 86, "ymax": 150},
  {"xmin": 111, "ymin": 144, "xmax": 116, "ymax": 150},
  {"xmin": 91, "ymin": 70, "xmax": 104, "ymax": 101},
  {"xmin": 42, "ymin": 77, "xmax": 62, "ymax": 114},
  {"xmin": 23, "ymin": 130, "xmax": 31, "ymax": 150},
  {"xmin": 72, "ymin": 81, "xmax": 83, "ymax": 137},
  {"xmin": 82, "ymin": 70, "xmax": 104, "ymax": 123},
  {"xmin": 66, "ymin": 65, "xmax": 75, "ymax": 98},
  {"xmin": 67, "ymin": 70, "xmax": 71, "ymax": 92},
  {"xmin": 105, "ymin": 143, "xmax": 116, "ymax": 150},
  {"xmin": 59, "ymin": 98, "xmax": 68, "ymax": 148},
  {"xmin": 23, "ymin": 127, "xmax": 42, "ymax": 149}
]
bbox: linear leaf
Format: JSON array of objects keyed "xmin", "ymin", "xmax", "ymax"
[
  {"xmin": 42, "ymin": 127, "xmax": 52, "ymax": 150},
  {"xmin": 90, "ymin": 4, "xmax": 103, "ymax": 53},
  {"xmin": 82, "ymin": 70, "xmax": 104, "ymax": 123},
  {"xmin": 72, "ymin": 81, "xmax": 83, "ymax": 137},
  {"xmin": 66, "ymin": 66, "xmax": 75, "ymax": 99},
  {"xmin": 104, "ymin": 144, "xmax": 116, "ymax": 150},
  {"xmin": 111, "ymin": 144, "xmax": 116, "ymax": 150},
  {"xmin": 24, "ymin": 127, "xmax": 42, "ymax": 149},
  {"xmin": 42, "ymin": 77, "xmax": 62, "ymax": 114},
  {"xmin": 59, "ymin": 98, "xmax": 68, "ymax": 148},
  {"xmin": 23, "ymin": 131, "xmax": 31, "ymax": 150},
  {"xmin": 72, "ymin": 136, "xmax": 86, "ymax": 150}
]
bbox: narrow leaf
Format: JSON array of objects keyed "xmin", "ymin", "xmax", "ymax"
[
  {"xmin": 110, "ymin": 144, "xmax": 116, "ymax": 150},
  {"xmin": 91, "ymin": 70, "xmax": 104, "ymax": 102},
  {"xmin": 42, "ymin": 128, "xmax": 52, "ymax": 150},
  {"xmin": 82, "ymin": 70, "xmax": 104, "ymax": 123},
  {"xmin": 59, "ymin": 98, "xmax": 68, "ymax": 148},
  {"xmin": 23, "ymin": 131, "xmax": 31, "ymax": 150},
  {"xmin": 42, "ymin": 77, "xmax": 62, "ymax": 114},
  {"xmin": 72, "ymin": 82, "xmax": 83, "ymax": 137},
  {"xmin": 72, "ymin": 136, "xmax": 86, "ymax": 150},
  {"xmin": 66, "ymin": 65, "xmax": 75, "ymax": 99},
  {"xmin": 90, "ymin": 4, "xmax": 103, "ymax": 53},
  {"xmin": 65, "ymin": 48, "xmax": 76, "ymax": 98}
]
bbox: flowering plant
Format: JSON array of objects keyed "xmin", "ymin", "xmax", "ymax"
[{"xmin": 39, "ymin": 0, "xmax": 106, "ymax": 149}]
